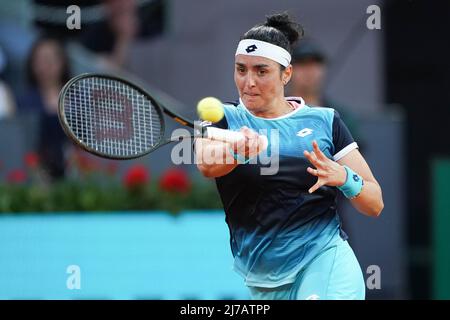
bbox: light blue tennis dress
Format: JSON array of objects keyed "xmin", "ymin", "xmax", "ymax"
[{"xmin": 211, "ymin": 97, "xmax": 365, "ymax": 300}]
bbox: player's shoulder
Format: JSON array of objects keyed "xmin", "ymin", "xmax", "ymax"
[
  {"xmin": 221, "ymin": 99, "xmax": 239, "ymax": 112},
  {"xmin": 302, "ymin": 104, "xmax": 337, "ymax": 123},
  {"xmin": 306, "ymin": 104, "xmax": 336, "ymax": 114},
  {"xmin": 222, "ymin": 99, "xmax": 239, "ymax": 107}
]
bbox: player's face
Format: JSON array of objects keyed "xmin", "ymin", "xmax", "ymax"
[{"xmin": 234, "ymin": 55, "xmax": 289, "ymax": 114}]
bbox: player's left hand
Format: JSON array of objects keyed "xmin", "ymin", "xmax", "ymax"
[{"xmin": 304, "ymin": 140, "xmax": 347, "ymax": 193}]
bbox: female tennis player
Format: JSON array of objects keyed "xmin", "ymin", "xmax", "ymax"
[{"xmin": 195, "ymin": 13, "xmax": 384, "ymax": 300}]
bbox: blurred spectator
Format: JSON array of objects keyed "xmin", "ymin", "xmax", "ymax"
[
  {"xmin": 18, "ymin": 36, "xmax": 71, "ymax": 181},
  {"xmin": 288, "ymin": 39, "xmax": 362, "ymax": 143},
  {"xmin": 0, "ymin": 46, "xmax": 17, "ymax": 119},
  {"xmin": 0, "ymin": 82, "xmax": 16, "ymax": 119},
  {"xmin": 0, "ymin": 3, "xmax": 37, "ymax": 95},
  {"xmin": 81, "ymin": 0, "xmax": 139, "ymax": 69}
]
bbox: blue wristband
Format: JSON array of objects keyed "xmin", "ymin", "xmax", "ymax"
[
  {"xmin": 337, "ymin": 165, "xmax": 364, "ymax": 199},
  {"xmin": 229, "ymin": 148, "xmax": 251, "ymax": 164}
]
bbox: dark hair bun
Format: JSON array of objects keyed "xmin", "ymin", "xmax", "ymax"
[{"xmin": 264, "ymin": 13, "xmax": 303, "ymax": 46}]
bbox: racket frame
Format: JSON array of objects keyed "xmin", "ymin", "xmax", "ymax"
[
  {"xmin": 58, "ymin": 73, "xmax": 246, "ymax": 160},
  {"xmin": 58, "ymin": 73, "xmax": 175, "ymax": 160}
]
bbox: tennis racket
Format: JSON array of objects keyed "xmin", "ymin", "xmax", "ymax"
[{"xmin": 58, "ymin": 73, "xmax": 260, "ymax": 160}]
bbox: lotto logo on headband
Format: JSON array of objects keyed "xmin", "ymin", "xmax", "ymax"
[
  {"xmin": 236, "ymin": 39, "xmax": 292, "ymax": 67},
  {"xmin": 246, "ymin": 45, "xmax": 257, "ymax": 53}
]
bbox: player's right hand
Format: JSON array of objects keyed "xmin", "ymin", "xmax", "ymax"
[{"xmin": 234, "ymin": 126, "xmax": 268, "ymax": 159}]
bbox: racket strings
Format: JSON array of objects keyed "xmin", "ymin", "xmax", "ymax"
[{"xmin": 63, "ymin": 77, "xmax": 163, "ymax": 157}]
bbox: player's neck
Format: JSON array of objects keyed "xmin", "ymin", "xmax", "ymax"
[{"xmin": 253, "ymin": 96, "xmax": 293, "ymax": 118}]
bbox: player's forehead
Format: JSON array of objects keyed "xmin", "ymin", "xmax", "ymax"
[{"xmin": 235, "ymin": 54, "xmax": 279, "ymax": 69}]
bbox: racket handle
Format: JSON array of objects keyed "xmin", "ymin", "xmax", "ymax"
[{"xmin": 205, "ymin": 127, "xmax": 269, "ymax": 150}]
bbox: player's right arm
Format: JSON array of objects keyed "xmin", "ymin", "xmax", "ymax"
[
  {"xmin": 195, "ymin": 126, "xmax": 267, "ymax": 178},
  {"xmin": 195, "ymin": 138, "xmax": 238, "ymax": 178}
]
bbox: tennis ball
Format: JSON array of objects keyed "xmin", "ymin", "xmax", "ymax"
[{"xmin": 197, "ymin": 97, "xmax": 224, "ymax": 123}]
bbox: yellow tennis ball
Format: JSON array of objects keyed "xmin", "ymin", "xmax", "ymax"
[{"xmin": 196, "ymin": 97, "xmax": 224, "ymax": 123}]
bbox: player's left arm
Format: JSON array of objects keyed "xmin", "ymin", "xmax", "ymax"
[
  {"xmin": 336, "ymin": 149, "xmax": 384, "ymax": 217},
  {"xmin": 304, "ymin": 141, "xmax": 384, "ymax": 218},
  {"xmin": 304, "ymin": 109, "xmax": 383, "ymax": 217}
]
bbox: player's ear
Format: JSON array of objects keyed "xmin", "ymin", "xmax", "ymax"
[{"xmin": 282, "ymin": 64, "xmax": 293, "ymax": 86}]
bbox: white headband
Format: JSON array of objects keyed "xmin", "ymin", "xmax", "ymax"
[{"xmin": 235, "ymin": 39, "xmax": 291, "ymax": 67}]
